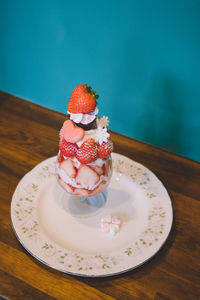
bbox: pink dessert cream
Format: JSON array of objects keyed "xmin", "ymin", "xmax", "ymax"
[{"xmin": 56, "ymin": 84, "xmax": 113, "ymax": 198}]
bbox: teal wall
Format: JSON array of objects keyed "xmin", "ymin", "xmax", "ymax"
[{"xmin": 0, "ymin": 0, "xmax": 200, "ymax": 161}]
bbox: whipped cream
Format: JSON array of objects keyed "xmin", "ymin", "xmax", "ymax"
[
  {"xmin": 68, "ymin": 107, "xmax": 99, "ymax": 125},
  {"xmin": 62, "ymin": 155, "xmax": 105, "ymax": 168}
]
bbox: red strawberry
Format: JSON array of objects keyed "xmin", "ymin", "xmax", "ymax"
[
  {"xmin": 58, "ymin": 178, "xmax": 75, "ymax": 193},
  {"xmin": 60, "ymin": 159, "xmax": 76, "ymax": 178},
  {"xmin": 67, "ymin": 84, "xmax": 99, "ymax": 114},
  {"xmin": 76, "ymin": 165, "xmax": 100, "ymax": 187},
  {"xmin": 57, "ymin": 151, "xmax": 65, "ymax": 163},
  {"xmin": 76, "ymin": 138, "xmax": 98, "ymax": 164},
  {"xmin": 91, "ymin": 164, "xmax": 104, "ymax": 176},
  {"xmin": 98, "ymin": 140, "xmax": 113, "ymax": 158},
  {"xmin": 59, "ymin": 139, "xmax": 78, "ymax": 157}
]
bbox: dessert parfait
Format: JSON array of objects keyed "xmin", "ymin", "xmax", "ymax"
[{"xmin": 56, "ymin": 84, "xmax": 113, "ymax": 199}]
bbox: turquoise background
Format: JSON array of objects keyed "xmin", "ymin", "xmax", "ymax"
[{"xmin": 0, "ymin": 0, "xmax": 200, "ymax": 161}]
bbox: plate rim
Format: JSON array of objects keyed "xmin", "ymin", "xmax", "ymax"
[{"xmin": 10, "ymin": 153, "xmax": 173, "ymax": 277}]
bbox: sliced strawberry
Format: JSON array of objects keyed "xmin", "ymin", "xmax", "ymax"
[
  {"xmin": 57, "ymin": 151, "xmax": 64, "ymax": 163},
  {"xmin": 67, "ymin": 84, "xmax": 98, "ymax": 114},
  {"xmin": 98, "ymin": 140, "xmax": 113, "ymax": 159},
  {"xmin": 58, "ymin": 178, "xmax": 75, "ymax": 193},
  {"xmin": 59, "ymin": 139, "xmax": 78, "ymax": 157},
  {"xmin": 90, "ymin": 164, "xmax": 104, "ymax": 176},
  {"xmin": 89, "ymin": 180, "xmax": 109, "ymax": 196},
  {"xmin": 104, "ymin": 157, "xmax": 112, "ymax": 176},
  {"xmin": 74, "ymin": 188, "xmax": 90, "ymax": 197},
  {"xmin": 57, "ymin": 174, "xmax": 61, "ymax": 180},
  {"xmin": 60, "ymin": 159, "xmax": 76, "ymax": 178},
  {"xmin": 65, "ymin": 183, "xmax": 75, "ymax": 193},
  {"xmin": 76, "ymin": 165, "xmax": 100, "ymax": 187},
  {"xmin": 76, "ymin": 138, "xmax": 98, "ymax": 164}
]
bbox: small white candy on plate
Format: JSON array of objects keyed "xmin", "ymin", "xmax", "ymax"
[
  {"xmin": 111, "ymin": 216, "xmax": 121, "ymax": 225},
  {"xmin": 101, "ymin": 215, "xmax": 112, "ymax": 223},
  {"xmin": 100, "ymin": 215, "xmax": 121, "ymax": 236},
  {"xmin": 109, "ymin": 224, "xmax": 120, "ymax": 236},
  {"xmin": 101, "ymin": 222, "xmax": 110, "ymax": 233}
]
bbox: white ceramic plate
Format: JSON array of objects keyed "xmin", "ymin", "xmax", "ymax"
[{"xmin": 11, "ymin": 153, "xmax": 173, "ymax": 277}]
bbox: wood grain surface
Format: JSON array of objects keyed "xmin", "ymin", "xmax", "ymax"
[{"xmin": 0, "ymin": 91, "xmax": 199, "ymax": 300}]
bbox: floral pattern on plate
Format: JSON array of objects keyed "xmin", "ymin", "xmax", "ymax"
[{"xmin": 11, "ymin": 153, "xmax": 173, "ymax": 276}]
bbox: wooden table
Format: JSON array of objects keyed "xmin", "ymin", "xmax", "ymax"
[{"xmin": 0, "ymin": 91, "xmax": 199, "ymax": 300}]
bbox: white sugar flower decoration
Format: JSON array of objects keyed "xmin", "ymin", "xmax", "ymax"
[
  {"xmin": 97, "ymin": 116, "xmax": 109, "ymax": 128},
  {"xmin": 94, "ymin": 127, "xmax": 110, "ymax": 145}
]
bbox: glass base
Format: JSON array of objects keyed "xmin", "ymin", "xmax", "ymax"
[{"xmin": 62, "ymin": 190, "xmax": 108, "ymax": 218}]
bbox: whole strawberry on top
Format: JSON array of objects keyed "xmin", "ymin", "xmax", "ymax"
[
  {"xmin": 56, "ymin": 84, "xmax": 113, "ymax": 198},
  {"xmin": 67, "ymin": 84, "xmax": 98, "ymax": 114}
]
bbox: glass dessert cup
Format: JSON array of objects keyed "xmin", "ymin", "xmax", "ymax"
[{"xmin": 56, "ymin": 153, "xmax": 113, "ymax": 218}]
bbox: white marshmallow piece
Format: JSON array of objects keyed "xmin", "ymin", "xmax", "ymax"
[
  {"xmin": 101, "ymin": 222, "xmax": 110, "ymax": 233},
  {"xmin": 109, "ymin": 224, "xmax": 120, "ymax": 236},
  {"xmin": 111, "ymin": 216, "xmax": 121, "ymax": 225},
  {"xmin": 101, "ymin": 215, "xmax": 112, "ymax": 223},
  {"xmin": 100, "ymin": 215, "xmax": 121, "ymax": 236}
]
